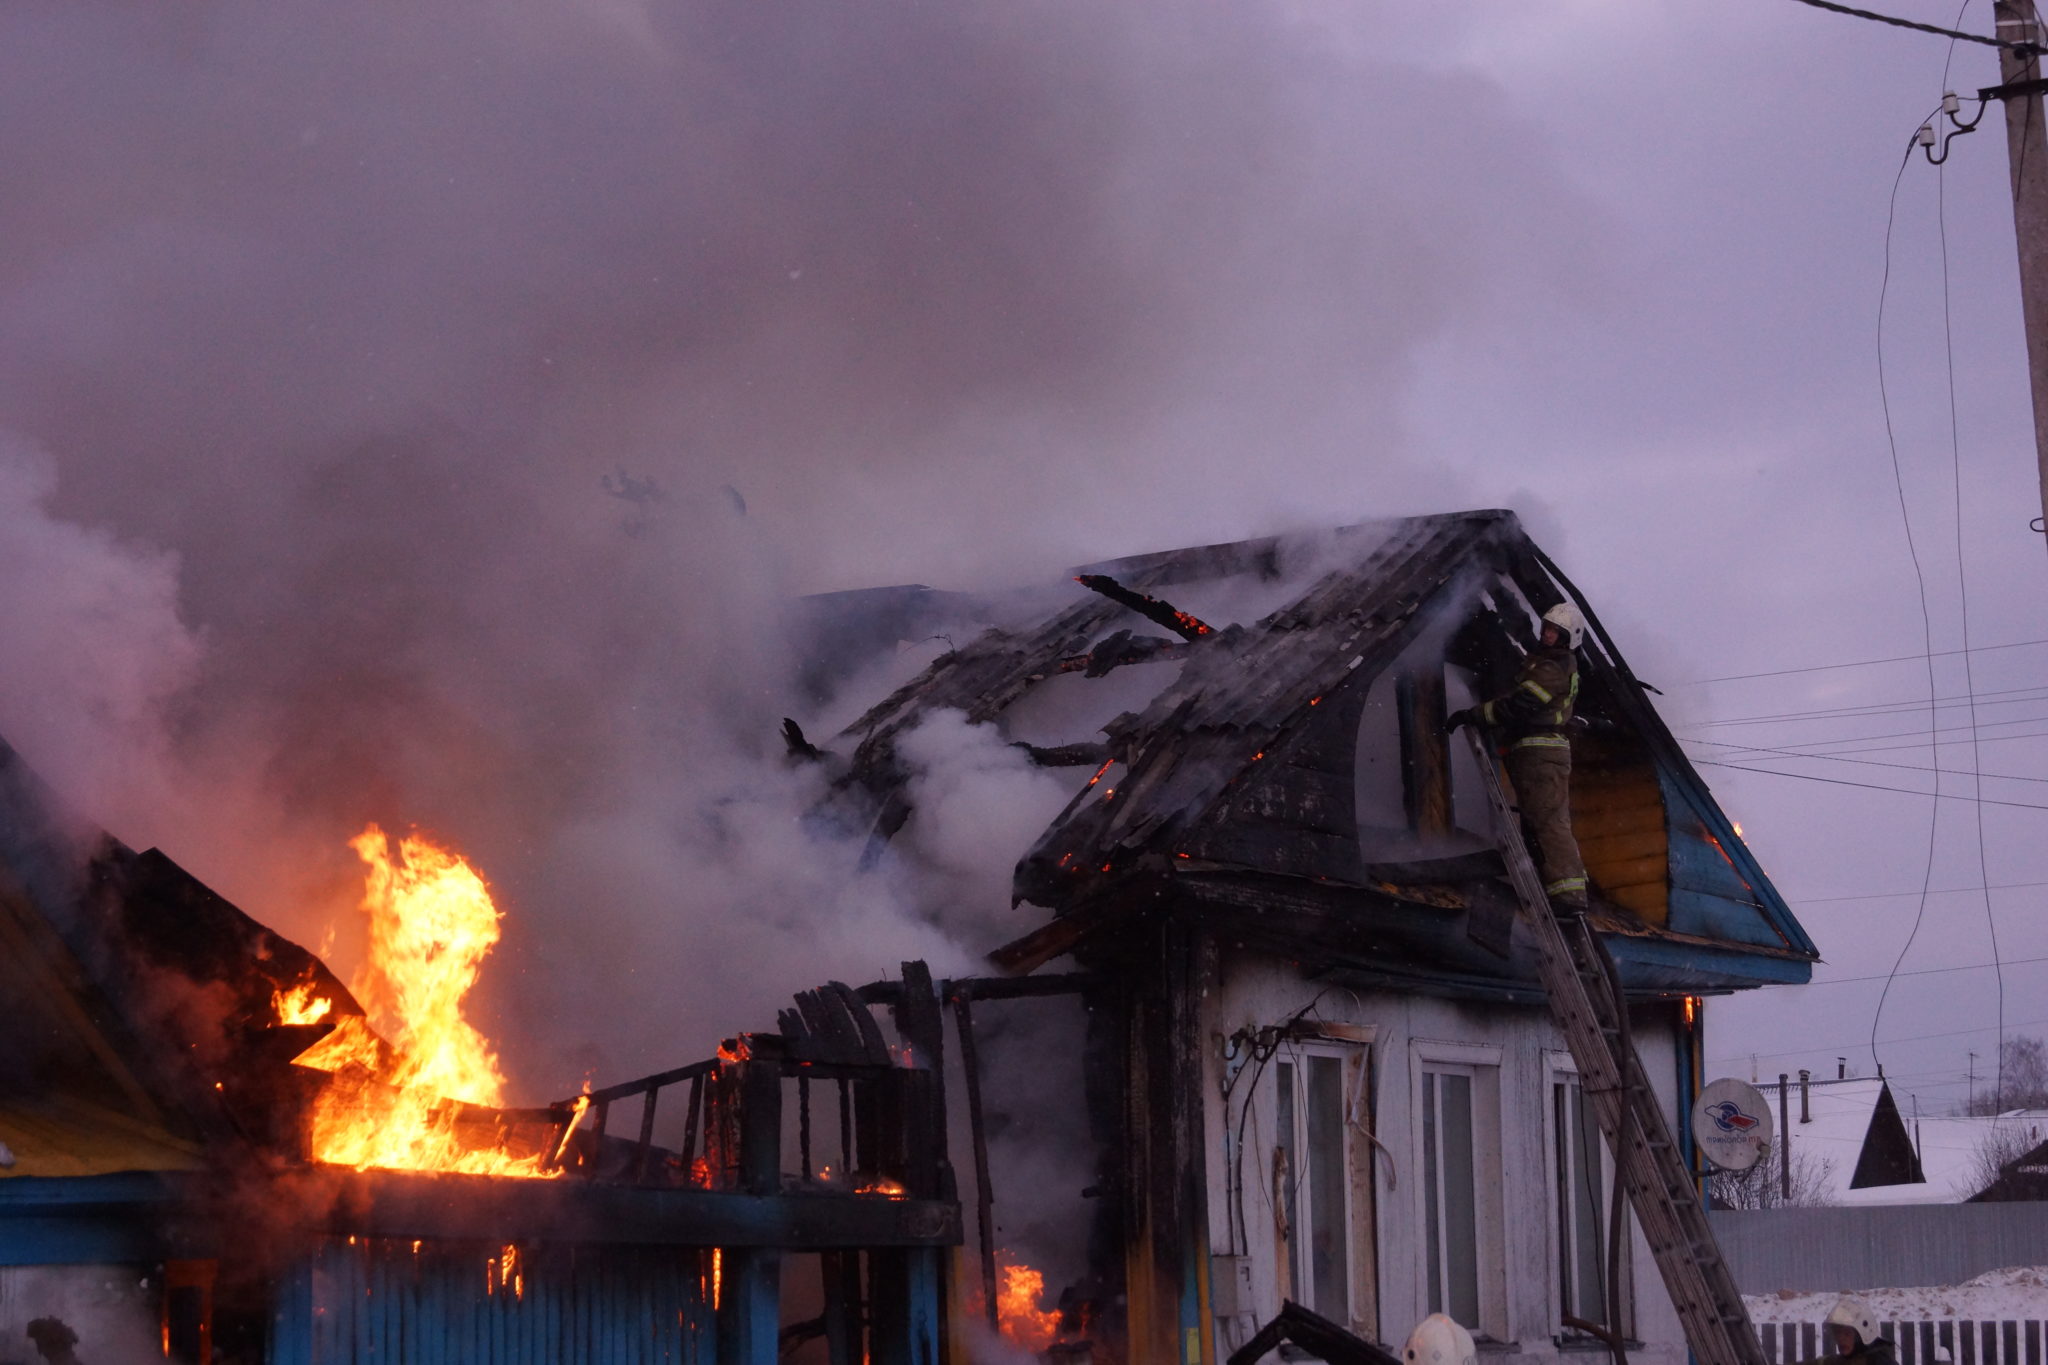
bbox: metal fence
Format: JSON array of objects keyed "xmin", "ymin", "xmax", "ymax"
[
  {"xmin": 1708, "ymin": 1206, "xmax": 2048, "ymax": 1296},
  {"xmin": 1756, "ymin": 1319, "xmax": 2048, "ymax": 1365}
]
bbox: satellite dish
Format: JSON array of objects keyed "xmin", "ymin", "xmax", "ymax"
[{"xmin": 1691, "ymin": 1078, "xmax": 1774, "ymax": 1172}]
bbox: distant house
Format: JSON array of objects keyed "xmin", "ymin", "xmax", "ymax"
[
  {"xmin": 811, "ymin": 510, "xmax": 1820, "ymax": 1361},
  {"xmin": 1759, "ymin": 1073, "xmax": 2048, "ymax": 1205}
]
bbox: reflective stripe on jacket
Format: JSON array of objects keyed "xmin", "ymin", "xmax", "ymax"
[{"xmin": 1478, "ymin": 645, "xmax": 1578, "ymax": 748}]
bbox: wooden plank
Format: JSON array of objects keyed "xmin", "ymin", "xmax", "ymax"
[{"xmin": 324, "ymin": 1172, "xmax": 961, "ymax": 1248}]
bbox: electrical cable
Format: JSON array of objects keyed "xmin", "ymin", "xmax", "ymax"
[
  {"xmin": 1783, "ymin": 0, "xmax": 2016, "ymax": 46},
  {"xmin": 1678, "ymin": 636, "xmax": 2048, "ymax": 685},
  {"xmin": 1933, "ymin": 13, "xmax": 2010, "ymax": 1107},
  {"xmin": 1867, "ymin": 110, "xmax": 1948, "ymax": 1082},
  {"xmin": 1711, "ymin": 1008, "xmax": 2048, "ymax": 1065},
  {"xmin": 1696, "ymin": 757, "xmax": 2048, "ymax": 810},
  {"xmin": 1690, "ymin": 680, "xmax": 2048, "ymax": 727},
  {"xmin": 1684, "ymin": 732, "xmax": 2048, "ymax": 785},
  {"xmin": 1751, "ymin": 949, "xmax": 2048, "ymax": 988},
  {"xmin": 1688, "ymin": 713, "xmax": 2048, "ymax": 756},
  {"xmin": 1792, "ymin": 876, "xmax": 2048, "ymax": 903}
]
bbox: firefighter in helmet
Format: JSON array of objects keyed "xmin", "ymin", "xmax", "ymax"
[
  {"xmin": 1797, "ymin": 1296, "xmax": 1895, "ymax": 1365},
  {"xmin": 1447, "ymin": 601, "xmax": 1589, "ymax": 912},
  {"xmin": 1403, "ymin": 1314, "xmax": 1477, "ymax": 1365}
]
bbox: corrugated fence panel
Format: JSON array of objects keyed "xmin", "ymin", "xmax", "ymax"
[
  {"xmin": 1709, "ymin": 1206, "xmax": 2048, "ymax": 1295},
  {"xmin": 280, "ymin": 1237, "xmax": 715, "ymax": 1364}
]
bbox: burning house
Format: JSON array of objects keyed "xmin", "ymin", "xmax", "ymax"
[
  {"xmin": 0, "ymin": 739, "xmax": 961, "ymax": 1364},
  {"xmin": 798, "ymin": 509, "xmax": 1820, "ymax": 1363},
  {"xmin": 0, "ymin": 506, "xmax": 1816, "ymax": 1365}
]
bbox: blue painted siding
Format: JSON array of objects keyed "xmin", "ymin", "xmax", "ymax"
[
  {"xmin": 1660, "ymin": 770, "xmax": 1812, "ymax": 954},
  {"xmin": 273, "ymin": 1237, "xmax": 717, "ymax": 1364}
]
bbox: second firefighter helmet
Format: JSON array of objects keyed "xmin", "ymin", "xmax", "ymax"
[
  {"xmin": 1825, "ymin": 1296, "xmax": 1878, "ymax": 1351},
  {"xmin": 1541, "ymin": 601, "xmax": 1587, "ymax": 650},
  {"xmin": 1403, "ymin": 1314, "xmax": 1477, "ymax": 1365}
]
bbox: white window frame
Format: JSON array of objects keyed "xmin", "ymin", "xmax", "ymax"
[
  {"xmin": 1411, "ymin": 1040, "xmax": 1505, "ymax": 1340},
  {"xmin": 1545, "ymin": 1051, "xmax": 1633, "ymax": 1342},
  {"xmin": 1270, "ymin": 1032, "xmax": 1376, "ymax": 1336}
]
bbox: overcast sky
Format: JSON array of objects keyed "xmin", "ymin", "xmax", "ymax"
[{"xmin": 1, "ymin": 1, "xmax": 2044, "ymax": 1117}]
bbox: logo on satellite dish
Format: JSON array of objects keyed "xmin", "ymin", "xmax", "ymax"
[
  {"xmin": 1692, "ymin": 1078, "xmax": 1774, "ymax": 1172},
  {"xmin": 1703, "ymin": 1100, "xmax": 1761, "ymax": 1133}
]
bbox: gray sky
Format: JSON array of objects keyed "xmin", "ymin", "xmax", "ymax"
[{"xmin": 0, "ymin": 1, "xmax": 2043, "ymax": 1115}]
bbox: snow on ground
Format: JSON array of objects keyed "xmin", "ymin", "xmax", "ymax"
[{"xmin": 1747, "ymin": 1268, "xmax": 2048, "ymax": 1325}]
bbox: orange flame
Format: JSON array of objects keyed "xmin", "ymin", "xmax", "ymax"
[
  {"xmin": 857, "ymin": 1176, "xmax": 908, "ymax": 1198},
  {"xmin": 292, "ymin": 825, "xmax": 557, "ymax": 1178},
  {"xmin": 995, "ymin": 1258, "xmax": 1062, "ymax": 1352},
  {"xmin": 273, "ymin": 979, "xmax": 333, "ymax": 1026}
]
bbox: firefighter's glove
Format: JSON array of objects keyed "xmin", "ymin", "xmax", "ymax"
[{"xmin": 1442, "ymin": 708, "xmax": 1476, "ymax": 736}]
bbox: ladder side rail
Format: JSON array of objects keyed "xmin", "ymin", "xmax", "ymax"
[{"xmin": 1463, "ymin": 730, "xmax": 1763, "ymax": 1365}]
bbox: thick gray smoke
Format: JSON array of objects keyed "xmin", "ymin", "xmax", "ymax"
[{"xmin": 0, "ymin": 4, "xmax": 1591, "ymax": 1090}]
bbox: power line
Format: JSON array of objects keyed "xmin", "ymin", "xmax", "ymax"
[
  {"xmin": 1752, "ymin": 950, "xmax": 2048, "ymax": 988},
  {"xmin": 1697, "ymin": 757, "xmax": 2048, "ymax": 810},
  {"xmin": 1789, "ymin": 877, "xmax": 2048, "ymax": 903},
  {"xmin": 1867, "ymin": 113, "xmax": 1944, "ymax": 1082},
  {"xmin": 1784, "ymin": 0, "xmax": 2015, "ymax": 46},
  {"xmin": 1685, "ymin": 734, "xmax": 2048, "ymax": 785},
  {"xmin": 1710, "ymin": 1009, "xmax": 2048, "ymax": 1067},
  {"xmin": 1688, "ymin": 709, "xmax": 2048, "ymax": 756},
  {"xmin": 1677, "ymin": 636, "xmax": 2048, "ymax": 686},
  {"xmin": 1692, "ymin": 682, "xmax": 2048, "ymax": 728}
]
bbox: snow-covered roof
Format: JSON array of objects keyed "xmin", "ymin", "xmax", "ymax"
[{"xmin": 1779, "ymin": 1078, "xmax": 2048, "ymax": 1206}]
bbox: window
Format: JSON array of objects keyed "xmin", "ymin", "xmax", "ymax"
[
  {"xmin": 1413, "ymin": 1042, "xmax": 1502, "ymax": 1338},
  {"xmin": 1270, "ymin": 1040, "xmax": 1374, "ymax": 1332},
  {"xmin": 1551, "ymin": 1062, "xmax": 1631, "ymax": 1337},
  {"xmin": 1419, "ymin": 1066, "xmax": 1481, "ymax": 1326}
]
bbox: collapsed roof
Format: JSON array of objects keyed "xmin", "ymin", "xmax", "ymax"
[{"xmin": 805, "ymin": 509, "xmax": 1817, "ymax": 999}]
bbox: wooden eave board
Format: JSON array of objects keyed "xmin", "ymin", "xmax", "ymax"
[{"xmin": 0, "ymin": 1095, "xmax": 204, "ymax": 1178}]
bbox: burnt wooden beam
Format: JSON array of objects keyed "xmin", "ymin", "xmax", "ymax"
[
  {"xmin": 1396, "ymin": 670, "xmax": 1452, "ymax": 837},
  {"xmin": 1073, "ymin": 573, "xmax": 1215, "ymax": 643},
  {"xmin": 1227, "ymin": 1301, "xmax": 1401, "ymax": 1365},
  {"xmin": 321, "ymin": 1169, "xmax": 960, "ymax": 1248},
  {"xmin": 987, "ymin": 900, "xmax": 1123, "ymax": 976},
  {"xmin": 946, "ymin": 972, "xmax": 1102, "ymax": 1002},
  {"xmin": 1013, "ymin": 740, "xmax": 1112, "ymax": 768}
]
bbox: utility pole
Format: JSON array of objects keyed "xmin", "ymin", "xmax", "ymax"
[{"xmin": 1989, "ymin": 2, "xmax": 2048, "ymax": 546}]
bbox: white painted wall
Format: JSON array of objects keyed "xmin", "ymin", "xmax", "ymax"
[{"xmin": 1199, "ymin": 944, "xmax": 1687, "ymax": 1365}]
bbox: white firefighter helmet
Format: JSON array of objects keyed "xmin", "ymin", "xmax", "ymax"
[
  {"xmin": 1403, "ymin": 1314, "xmax": 1477, "ymax": 1365},
  {"xmin": 1825, "ymin": 1296, "xmax": 1878, "ymax": 1350},
  {"xmin": 1541, "ymin": 602, "xmax": 1587, "ymax": 650}
]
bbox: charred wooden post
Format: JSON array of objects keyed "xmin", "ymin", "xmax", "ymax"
[
  {"xmin": 1396, "ymin": 670, "xmax": 1451, "ymax": 837},
  {"xmin": 716, "ymin": 1043, "xmax": 784, "ymax": 1365},
  {"xmin": 950, "ymin": 994, "xmax": 1000, "ymax": 1332},
  {"xmin": 820, "ymin": 1250, "xmax": 865, "ymax": 1365},
  {"xmin": 1119, "ymin": 920, "xmax": 1214, "ymax": 1364},
  {"xmin": 1073, "ymin": 573, "xmax": 1215, "ymax": 643},
  {"xmin": 633, "ymin": 1083, "xmax": 659, "ymax": 1183}
]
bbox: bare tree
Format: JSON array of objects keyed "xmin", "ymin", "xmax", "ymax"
[
  {"xmin": 1964, "ymin": 1120, "xmax": 2046, "ymax": 1198},
  {"xmin": 1707, "ymin": 1139, "xmax": 1837, "ymax": 1210},
  {"xmin": 1958, "ymin": 1035, "xmax": 2048, "ymax": 1115}
]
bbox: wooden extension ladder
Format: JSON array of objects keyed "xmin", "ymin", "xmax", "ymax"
[{"xmin": 1464, "ymin": 729, "xmax": 1763, "ymax": 1365}]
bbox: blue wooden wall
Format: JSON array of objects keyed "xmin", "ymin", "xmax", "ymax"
[{"xmin": 269, "ymin": 1237, "xmax": 718, "ymax": 1365}]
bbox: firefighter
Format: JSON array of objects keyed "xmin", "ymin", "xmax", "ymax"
[
  {"xmin": 1446, "ymin": 601, "xmax": 1589, "ymax": 912},
  {"xmin": 1402, "ymin": 1313, "xmax": 1477, "ymax": 1365},
  {"xmin": 1798, "ymin": 1296, "xmax": 1895, "ymax": 1365}
]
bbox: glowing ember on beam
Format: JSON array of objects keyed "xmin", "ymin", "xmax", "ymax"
[{"xmin": 1072, "ymin": 573, "xmax": 1215, "ymax": 643}]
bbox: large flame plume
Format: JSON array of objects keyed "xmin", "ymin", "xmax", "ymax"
[{"xmin": 290, "ymin": 824, "xmax": 559, "ymax": 1178}]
